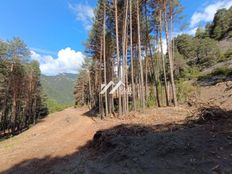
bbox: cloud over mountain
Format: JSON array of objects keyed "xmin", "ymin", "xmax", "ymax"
[{"xmin": 31, "ymin": 47, "xmax": 85, "ymax": 76}]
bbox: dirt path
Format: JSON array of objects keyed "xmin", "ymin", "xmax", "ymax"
[
  {"xmin": 0, "ymin": 107, "xmax": 97, "ymax": 173},
  {"xmin": 0, "ymin": 107, "xmax": 189, "ymax": 174}
]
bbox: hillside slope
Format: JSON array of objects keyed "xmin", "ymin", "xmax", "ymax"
[{"xmin": 41, "ymin": 73, "xmax": 76, "ymax": 104}]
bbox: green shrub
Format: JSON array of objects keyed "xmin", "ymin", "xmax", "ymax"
[
  {"xmin": 147, "ymin": 91, "xmax": 156, "ymax": 108},
  {"xmin": 176, "ymin": 79, "xmax": 198, "ymax": 103},
  {"xmin": 224, "ymin": 49, "xmax": 232, "ymax": 60},
  {"xmin": 211, "ymin": 66, "xmax": 232, "ymax": 76},
  {"xmin": 198, "ymin": 66, "xmax": 232, "ymax": 81},
  {"xmin": 180, "ymin": 67, "xmax": 201, "ymax": 80}
]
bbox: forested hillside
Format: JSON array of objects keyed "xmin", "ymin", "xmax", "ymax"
[
  {"xmin": 175, "ymin": 7, "xmax": 232, "ymax": 67},
  {"xmin": 0, "ymin": 38, "xmax": 48, "ymax": 136},
  {"xmin": 41, "ymin": 73, "xmax": 76, "ymax": 104},
  {"xmin": 41, "ymin": 73, "xmax": 76, "ymax": 113}
]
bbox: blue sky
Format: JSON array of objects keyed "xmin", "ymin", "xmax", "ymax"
[{"xmin": 0, "ymin": 0, "xmax": 231, "ymax": 75}]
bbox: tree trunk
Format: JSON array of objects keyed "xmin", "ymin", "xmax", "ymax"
[
  {"xmin": 103, "ymin": 2, "xmax": 108, "ymax": 116},
  {"xmin": 88, "ymin": 70, "xmax": 92, "ymax": 108},
  {"xmin": 122, "ymin": 0, "xmax": 129, "ymax": 114},
  {"xmin": 114, "ymin": 0, "xmax": 122, "ymax": 116},
  {"xmin": 158, "ymin": 9, "xmax": 169, "ymax": 106},
  {"xmin": 137, "ymin": 0, "xmax": 145, "ymax": 110},
  {"xmin": 129, "ymin": 0, "xmax": 136, "ymax": 111},
  {"xmin": 99, "ymin": 38, "xmax": 104, "ymax": 118},
  {"xmin": 164, "ymin": 0, "xmax": 177, "ymax": 106}
]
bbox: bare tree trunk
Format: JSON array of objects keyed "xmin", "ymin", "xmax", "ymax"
[
  {"xmin": 144, "ymin": 0, "xmax": 148, "ymax": 105},
  {"xmin": 12, "ymin": 92, "xmax": 17, "ymax": 133},
  {"xmin": 114, "ymin": 0, "xmax": 122, "ymax": 116},
  {"xmin": 125, "ymin": 33, "xmax": 129, "ymax": 113},
  {"xmin": 103, "ymin": 2, "xmax": 108, "ymax": 116},
  {"xmin": 130, "ymin": 0, "xmax": 136, "ymax": 110},
  {"xmin": 137, "ymin": 0, "xmax": 145, "ymax": 110},
  {"xmin": 122, "ymin": 0, "xmax": 129, "ymax": 114},
  {"xmin": 164, "ymin": 0, "xmax": 177, "ymax": 106},
  {"xmin": 145, "ymin": 45, "xmax": 148, "ymax": 104},
  {"xmin": 99, "ymin": 38, "xmax": 104, "ymax": 118},
  {"xmin": 169, "ymin": 3, "xmax": 177, "ymax": 106},
  {"xmin": 158, "ymin": 9, "xmax": 169, "ymax": 106},
  {"xmin": 88, "ymin": 70, "xmax": 92, "ymax": 108}
]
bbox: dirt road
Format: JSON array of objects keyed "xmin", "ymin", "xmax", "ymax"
[
  {"xmin": 0, "ymin": 107, "xmax": 97, "ymax": 173},
  {"xmin": 1, "ymin": 102, "xmax": 231, "ymax": 174},
  {"xmin": 0, "ymin": 107, "xmax": 189, "ymax": 174}
]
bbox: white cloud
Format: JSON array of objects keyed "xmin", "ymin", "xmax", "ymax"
[
  {"xmin": 30, "ymin": 47, "xmax": 56, "ymax": 56},
  {"xmin": 174, "ymin": 27, "xmax": 198, "ymax": 36},
  {"xmin": 69, "ymin": 3, "xmax": 94, "ymax": 31},
  {"xmin": 31, "ymin": 48, "xmax": 85, "ymax": 76},
  {"xmin": 190, "ymin": 0, "xmax": 232, "ymax": 28}
]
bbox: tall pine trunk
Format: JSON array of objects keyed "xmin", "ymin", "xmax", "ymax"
[
  {"xmin": 122, "ymin": 0, "xmax": 129, "ymax": 114},
  {"xmin": 158, "ymin": 8, "xmax": 169, "ymax": 106},
  {"xmin": 137, "ymin": 0, "xmax": 145, "ymax": 110},
  {"xmin": 114, "ymin": 0, "xmax": 122, "ymax": 116},
  {"xmin": 129, "ymin": 0, "xmax": 136, "ymax": 110},
  {"xmin": 164, "ymin": 0, "xmax": 177, "ymax": 106},
  {"xmin": 103, "ymin": 2, "xmax": 108, "ymax": 116}
]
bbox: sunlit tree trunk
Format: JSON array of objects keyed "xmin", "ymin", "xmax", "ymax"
[
  {"xmin": 122, "ymin": 0, "xmax": 129, "ymax": 114},
  {"xmin": 114, "ymin": 0, "xmax": 122, "ymax": 116},
  {"xmin": 137, "ymin": 0, "xmax": 145, "ymax": 110},
  {"xmin": 158, "ymin": 8, "xmax": 169, "ymax": 106},
  {"xmin": 103, "ymin": 2, "xmax": 108, "ymax": 116},
  {"xmin": 164, "ymin": 0, "xmax": 177, "ymax": 106},
  {"xmin": 129, "ymin": 0, "xmax": 136, "ymax": 110},
  {"xmin": 99, "ymin": 37, "xmax": 104, "ymax": 118}
]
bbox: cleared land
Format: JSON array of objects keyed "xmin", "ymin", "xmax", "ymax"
[{"xmin": 0, "ymin": 81, "xmax": 232, "ymax": 174}]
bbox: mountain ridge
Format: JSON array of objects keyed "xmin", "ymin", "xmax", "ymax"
[{"xmin": 41, "ymin": 73, "xmax": 77, "ymax": 105}]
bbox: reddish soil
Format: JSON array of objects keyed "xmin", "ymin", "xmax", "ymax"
[{"xmin": 0, "ymin": 107, "xmax": 189, "ymax": 174}]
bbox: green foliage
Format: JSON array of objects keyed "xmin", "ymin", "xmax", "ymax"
[
  {"xmin": 74, "ymin": 58, "xmax": 93, "ymax": 107},
  {"xmin": 211, "ymin": 67, "xmax": 232, "ymax": 76},
  {"xmin": 7, "ymin": 37, "xmax": 31, "ymax": 61},
  {"xmin": 210, "ymin": 8, "xmax": 232, "ymax": 40},
  {"xmin": 46, "ymin": 99, "xmax": 71, "ymax": 114},
  {"xmin": 195, "ymin": 27, "xmax": 208, "ymax": 39},
  {"xmin": 174, "ymin": 6, "xmax": 232, "ymax": 80},
  {"xmin": 195, "ymin": 37, "xmax": 220, "ymax": 68},
  {"xmin": 147, "ymin": 88, "xmax": 156, "ymax": 108},
  {"xmin": 176, "ymin": 80, "xmax": 198, "ymax": 103},
  {"xmin": 220, "ymin": 49, "xmax": 232, "ymax": 62},
  {"xmin": 179, "ymin": 67, "xmax": 201, "ymax": 80},
  {"xmin": 0, "ymin": 38, "xmax": 48, "ymax": 136},
  {"xmin": 174, "ymin": 34, "xmax": 196, "ymax": 60},
  {"xmin": 198, "ymin": 66, "xmax": 232, "ymax": 81}
]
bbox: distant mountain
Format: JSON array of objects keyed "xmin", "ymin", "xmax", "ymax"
[{"xmin": 41, "ymin": 73, "xmax": 77, "ymax": 104}]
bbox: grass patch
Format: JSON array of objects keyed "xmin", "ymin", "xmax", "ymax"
[{"xmin": 47, "ymin": 99, "xmax": 72, "ymax": 114}]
